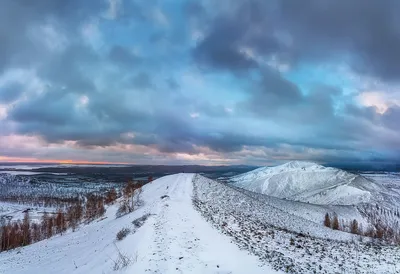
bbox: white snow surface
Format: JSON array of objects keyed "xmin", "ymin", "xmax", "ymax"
[
  {"xmin": 194, "ymin": 175, "xmax": 400, "ymax": 274},
  {"xmin": 229, "ymin": 161, "xmax": 383, "ymax": 205},
  {"xmin": 0, "ymin": 173, "xmax": 279, "ymax": 274},
  {"xmin": 0, "ymin": 171, "xmax": 68, "ymax": 175}
]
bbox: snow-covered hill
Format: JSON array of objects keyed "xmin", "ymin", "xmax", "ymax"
[
  {"xmin": 194, "ymin": 175, "xmax": 400, "ymax": 273},
  {"xmin": 1, "ymin": 173, "xmax": 399, "ymax": 273},
  {"xmin": 229, "ymin": 161, "xmax": 384, "ymax": 205},
  {"xmin": 0, "ymin": 173, "xmax": 279, "ymax": 274}
]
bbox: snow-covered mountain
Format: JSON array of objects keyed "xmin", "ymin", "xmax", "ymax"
[{"xmin": 229, "ymin": 161, "xmax": 384, "ymax": 205}]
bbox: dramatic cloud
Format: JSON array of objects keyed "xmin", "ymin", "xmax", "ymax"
[{"xmin": 0, "ymin": 0, "xmax": 399, "ymax": 165}]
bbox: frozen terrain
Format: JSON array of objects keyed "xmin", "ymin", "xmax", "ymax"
[
  {"xmin": 1, "ymin": 172, "xmax": 399, "ymax": 274},
  {"xmin": 194, "ymin": 175, "xmax": 400, "ymax": 273},
  {"xmin": 228, "ymin": 162, "xmax": 400, "ymax": 241},
  {"xmin": 0, "ymin": 173, "xmax": 279, "ymax": 274},
  {"xmin": 229, "ymin": 161, "xmax": 386, "ymax": 205},
  {"xmin": 0, "ymin": 173, "xmax": 119, "ymax": 200},
  {"xmin": 0, "ymin": 202, "xmax": 56, "ymax": 223}
]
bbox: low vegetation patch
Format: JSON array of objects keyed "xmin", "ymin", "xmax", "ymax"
[
  {"xmin": 116, "ymin": 227, "xmax": 131, "ymax": 241},
  {"xmin": 323, "ymin": 212, "xmax": 400, "ymax": 244},
  {"xmin": 132, "ymin": 213, "xmax": 151, "ymax": 228},
  {"xmin": 111, "ymin": 244, "xmax": 136, "ymax": 271},
  {"xmin": 115, "ymin": 183, "xmax": 143, "ymax": 218}
]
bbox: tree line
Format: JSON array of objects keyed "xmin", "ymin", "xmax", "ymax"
[
  {"xmin": 324, "ymin": 212, "xmax": 400, "ymax": 244},
  {"xmin": 0, "ymin": 177, "xmax": 151, "ymax": 252},
  {"xmin": 0, "ymin": 190, "xmax": 117, "ymax": 252}
]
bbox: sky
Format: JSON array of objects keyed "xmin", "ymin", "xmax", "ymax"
[{"xmin": 0, "ymin": 0, "xmax": 400, "ymax": 166}]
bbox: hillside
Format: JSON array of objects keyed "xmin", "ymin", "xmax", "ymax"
[
  {"xmin": 228, "ymin": 161, "xmax": 384, "ymax": 205},
  {"xmin": 193, "ymin": 175, "xmax": 400, "ymax": 273},
  {"xmin": 1, "ymin": 173, "xmax": 399, "ymax": 274},
  {"xmin": 0, "ymin": 174, "xmax": 278, "ymax": 274}
]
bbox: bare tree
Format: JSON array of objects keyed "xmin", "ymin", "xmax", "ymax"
[
  {"xmin": 22, "ymin": 211, "xmax": 31, "ymax": 246},
  {"xmin": 324, "ymin": 213, "xmax": 331, "ymax": 228},
  {"xmin": 332, "ymin": 215, "xmax": 340, "ymax": 230},
  {"xmin": 351, "ymin": 219, "xmax": 359, "ymax": 234}
]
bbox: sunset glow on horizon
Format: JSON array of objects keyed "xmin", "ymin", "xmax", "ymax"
[{"xmin": 0, "ymin": 156, "xmax": 131, "ymax": 165}]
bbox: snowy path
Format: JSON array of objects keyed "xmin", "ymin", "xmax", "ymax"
[
  {"xmin": 0, "ymin": 173, "xmax": 279, "ymax": 274},
  {"xmin": 132, "ymin": 173, "xmax": 279, "ymax": 274}
]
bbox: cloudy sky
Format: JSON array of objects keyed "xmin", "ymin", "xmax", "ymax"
[{"xmin": 1, "ymin": 0, "xmax": 400, "ymax": 165}]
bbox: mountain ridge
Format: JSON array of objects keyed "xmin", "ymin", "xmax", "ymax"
[{"xmin": 229, "ymin": 161, "xmax": 384, "ymax": 205}]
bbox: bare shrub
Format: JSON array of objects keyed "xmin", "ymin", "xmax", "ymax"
[
  {"xmin": 116, "ymin": 228, "xmax": 131, "ymax": 241},
  {"xmin": 116, "ymin": 200, "xmax": 130, "ymax": 218},
  {"xmin": 112, "ymin": 244, "xmax": 136, "ymax": 271},
  {"xmin": 116, "ymin": 185, "xmax": 144, "ymax": 219},
  {"xmin": 132, "ymin": 214, "xmax": 151, "ymax": 228},
  {"xmin": 132, "ymin": 187, "xmax": 143, "ymax": 207}
]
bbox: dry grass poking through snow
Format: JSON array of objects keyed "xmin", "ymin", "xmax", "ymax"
[{"xmin": 111, "ymin": 244, "xmax": 137, "ymax": 271}]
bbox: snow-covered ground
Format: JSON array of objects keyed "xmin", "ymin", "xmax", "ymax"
[
  {"xmin": 0, "ymin": 173, "xmax": 280, "ymax": 274},
  {"xmin": 229, "ymin": 185, "xmax": 370, "ymax": 231},
  {"xmin": 0, "ymin": 202, "xmax": 56, "ymax": 223},
  {"xmin": 0, "ymin": 173, "xmax": 118, "ymax": 200},
  {"xmin": 228, "ymin": 162, "xmax": 400, "ymax": 244},
  {"xmin": 194, "ymin": 175, "xmax": 400, "ymax": 274},
  {"xmin": 0, "ymin": 171, "xmax": 68, "ymax": 175},
  {"xmin": 1, "ymin": 172, "xmax": 399, "ymax": 274},
  {"xmin": 0, "ymin": 164, "xmax": 59, "ymax": 170},
  {"xmin": 361, "ymin": 172, "xmax": 400, "ymax": 206},
  {"xmin": 228, "ymin": 161, "xmax": 385, "ymax": 205}
]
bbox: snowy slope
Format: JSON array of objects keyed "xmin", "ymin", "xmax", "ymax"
[
  {"xmin": 194, "ymin": 175, "xmax": 400, "ymax": 274},
  {"xmin": 229, "ymin": 161, "xmax": 384, "ymax": 205},
  {"xmin": 230, "ymin": 185, "xmax": 370, "ymax": 230},
  {"xmin": 0, "ymin": 173, "xmax": 280, "ymax": 274}
]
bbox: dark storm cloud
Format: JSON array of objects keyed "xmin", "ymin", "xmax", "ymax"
[
  {"xmin": 1, "ymin": 0, "xmax": 399, "ymax": 165},
  {"xmin": 191, "ymin": 1, "xmax": 282, "ymax": 72},
  {"xmin": 9, "ymin": 89, "xmax": 81, "ymax": 126},
  {"xmin": 0, "ymin": 0, "xmax": 106, "ymax": 72},
  {"xmin": 237, "ymin": 75, "xmax": 381, "ymax": 152},
  {"xmin": 185, "ymin": 0, "xmax": 400, "ymax": 160},
  {"xmin": 6, "ymin": 86, "xmax": 195, "ymax": 153},
  {"xmin": 251, "ymin": 69, "xmax": 302, "ymax": 108},
  {"xmin": 192, "ymin": 0, "xmax": 400, "ymax": 82},
  {"xmin": 41, "ymin": 45, "xmax": 99, "ymax": 93},
  {"xmin": 381, "ymin": 106, "xmax": 400, "ymax": 131},
  {"xmin": 278, "ymin": 0, "xmax": 400, "ymax": 81},
  {"xmin": 1, "ymin": 0, "xmax": 151, "ymax": 147},
  {"xmin": 0, "ymin": 0, "xmax": 218, "ymax": 157},
  {"xmin": 200, "ymin": 133, "xmax": 262, "ymax": 153},
  {"xmin": 193, "ymin": 19, "xmax": 258, "ymax": 71}
]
